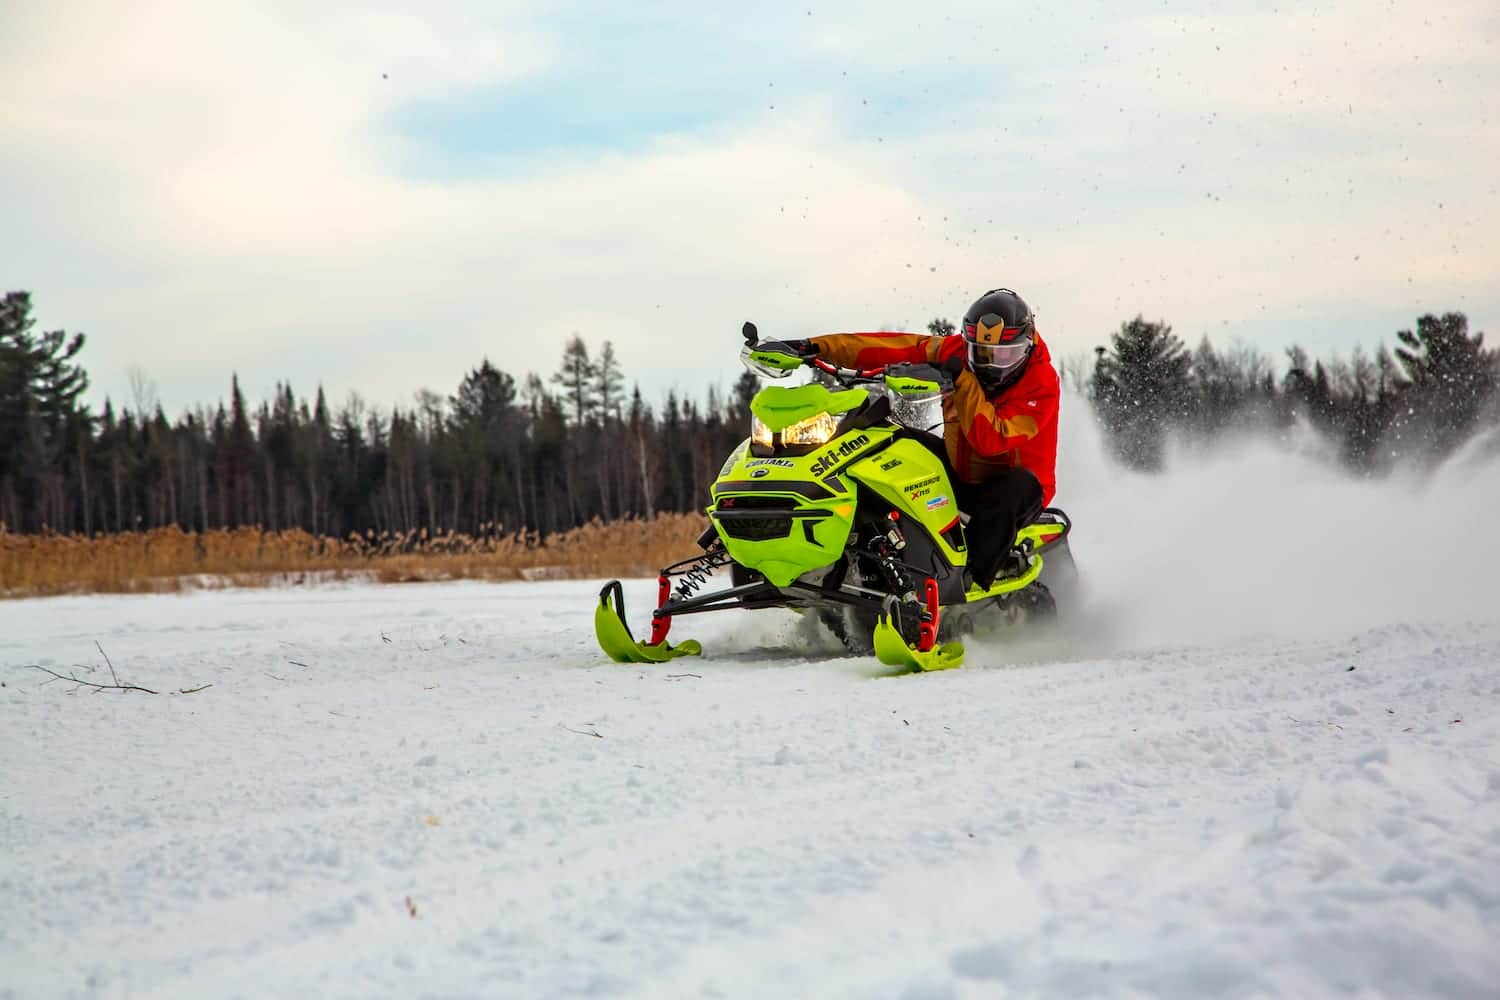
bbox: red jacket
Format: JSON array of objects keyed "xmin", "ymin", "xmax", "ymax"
[{"xmin": 808, "ymin": 330, "xmax": 1059, "ymax": 504}]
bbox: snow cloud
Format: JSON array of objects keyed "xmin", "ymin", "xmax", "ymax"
[{"xmin": 2, "ymin": 0, "xmax": 1497, "ymax": 413}]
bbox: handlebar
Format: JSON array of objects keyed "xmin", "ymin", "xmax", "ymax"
[
  {"xmin": 807, "ymin": 357, "xmax": 888, "ymax": 382},
  {"xmin": 807, "ymin": 355, "xmax": 964, "ymax": 392},
  {"xmin": 740, "ymin": 322, "xmax": 961, "ymax": 388}
]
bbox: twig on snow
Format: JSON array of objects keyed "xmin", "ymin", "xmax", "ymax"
[
  {"xmin": 1286, "ymin": 715, "xmax": 1343, "ymax": 731},
  {"xmin": 562, "ymin": 724, "xmax": 603, "ymax": 739},
  {"xmin": 665, "ymin": 673, "xmax": 702, "ymax": 680},
  {"xmin": 24, "ymin": 663, "xmax": 158, "ymax": 695},
  {"xmin": 287, "ymin": 660, "xmax": 309, "ymax": 668},
  {"xmin": 21, "ymin": 643, "xmax": 208, "ymax": 696},
  {"xmin": 96, "ymin": 641, "xmax": 121, "ymax": 688}
]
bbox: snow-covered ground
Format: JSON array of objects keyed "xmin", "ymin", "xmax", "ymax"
[{"xmin": 5, "ymin": 418, "xmax": 1500, "ymax": 999}]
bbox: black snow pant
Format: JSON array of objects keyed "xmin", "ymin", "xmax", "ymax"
[{"xmin": 954, "ymin": 466, "xmax": 1045, "ymax": 591}]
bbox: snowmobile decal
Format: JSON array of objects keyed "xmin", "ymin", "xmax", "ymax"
[{"xmin": 809, "ymin": 434, "xmax": 872, "ymax": 476}]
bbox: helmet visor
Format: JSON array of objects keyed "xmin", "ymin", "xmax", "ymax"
[{"xmin": 967, "ymin": 338, "xmax": 1031, "ymax": 373}]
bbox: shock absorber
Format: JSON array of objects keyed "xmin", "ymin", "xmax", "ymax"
[
  {"xmin": 884, "ymin": 510, "xmax": 907, "ymax": 553},
  {"xmin": 867, "ymin": 524, "xmax": 916, "ymax": 604},
  {"xmin": 671, "ymin": 546, "xmax": 731, "ymax": 601},
  {"xmin": 648, "ymin": 546, "xmax": 732, "ymax": 646}
]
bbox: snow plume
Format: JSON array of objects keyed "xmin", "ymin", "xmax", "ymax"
[{"xmin": 1057, "ymin": 390, "xmax": 1500, "ymax": 650}]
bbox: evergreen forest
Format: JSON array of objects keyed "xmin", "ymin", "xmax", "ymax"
[{"xmin": 2, "ymin": 290, "xmax": 1496, "ymax": 539}]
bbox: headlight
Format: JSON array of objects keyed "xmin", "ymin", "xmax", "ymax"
[
  {"xmin": 781, "ymin": 411, "xmax": 838, "ymax": 447},
  {"xmin": 751, "ymin": 416, "xmax": 774, "ymax": 450}
]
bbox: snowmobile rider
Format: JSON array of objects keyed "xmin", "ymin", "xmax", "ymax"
[{"xmin": 774, "ymin": 288, "xmax": 1059, "ymax": 592}]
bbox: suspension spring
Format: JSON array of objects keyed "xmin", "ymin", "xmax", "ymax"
[{"xmin": 666, "ymin": 547, "xmax": 733, "ymax": 602}]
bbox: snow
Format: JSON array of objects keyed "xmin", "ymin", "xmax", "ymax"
[{"xmin": 4, "ymin": 417, "xmax": 1500, "ymax": 998}]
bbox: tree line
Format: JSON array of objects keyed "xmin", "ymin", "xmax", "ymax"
[
  {"xmin": 2, "ymin": 288, "xmax": 1496, "ymax": 537},
  {"xmin": 0, "ymin": 291, "xmax": 761, "ymax": 537},
  {"xmin": 1085, "ymin": 312, "xmax": 1499, "ymax": 472}
]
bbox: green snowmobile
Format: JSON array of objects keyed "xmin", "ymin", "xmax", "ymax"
[{"xmin": 594, "ymin": 323, "xmax": 1077, "ymax": 672}]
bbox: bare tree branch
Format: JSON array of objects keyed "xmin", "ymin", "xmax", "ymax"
[
  {"xmin": 24, "ymin": 664, "xmax": 158, "ymax": 695},
  {"xmin": 96, "ymin": 641, "xmax": 120, "ymax": 688},
  {"xmin": 20, "ymin": 643, "xmax": 205, "ymax": 696}
]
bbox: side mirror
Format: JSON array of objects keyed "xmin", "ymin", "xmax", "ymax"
[{"xmin": 742, "ymin": 321, "xmax": 759, "ymax": 346}]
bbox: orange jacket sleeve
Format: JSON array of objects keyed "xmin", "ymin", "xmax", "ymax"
[
  {"xmin": 950, "ymin": 368, "xmax": 1059, "ymax": 457},
  {"xmin": 808, "ymin": 332, "xmax": 941, "ymax": 369}
]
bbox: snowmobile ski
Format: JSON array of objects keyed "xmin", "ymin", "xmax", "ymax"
[
  {"xmin": 595, "ymin": 581, "xmax": 702, "ymax": 664},
  {"xmin": 872, "ymin": 613, "xmax": 965, "ymax": 671},
  {"xmin": 871, "ymin": 582, "xmax": 965, "ymax": 672}
]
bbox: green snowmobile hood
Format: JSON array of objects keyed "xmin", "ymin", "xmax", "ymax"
[{"xmin": 749, "ymin": 384, "xmax": 868, "ymax": 432}]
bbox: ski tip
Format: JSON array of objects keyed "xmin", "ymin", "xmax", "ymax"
[{"xmin": 872, "ymin": 618, "xmax": 964, "ymax": 672}]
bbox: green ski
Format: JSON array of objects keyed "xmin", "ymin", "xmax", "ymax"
[
  {"xmin": 595, "ymin": 583, "xmax": 702, "ymax": 664},
  {"xmin": 871, "ymin": 612, "xmax": 965, "ymax": 671}
]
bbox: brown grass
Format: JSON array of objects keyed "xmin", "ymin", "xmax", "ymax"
[{"xmin": 0, "ymin": 515, "xmax": 708, "ymax": 599}]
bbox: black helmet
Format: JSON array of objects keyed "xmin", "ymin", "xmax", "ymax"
[{"xmin": 961, "ymin": 288, "xmax": 1035, "ymax": 391}]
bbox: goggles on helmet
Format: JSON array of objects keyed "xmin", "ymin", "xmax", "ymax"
[
  {"xmin": 967, "ymin": 339, "xmax": 1031, "ymax": 373},
  {"xmin": 964, "ymin": 318, "xmax": 1033, "ymax": 374}
]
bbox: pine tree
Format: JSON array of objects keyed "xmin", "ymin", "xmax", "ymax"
[
  {"xmin": 552, "ymin": 335, "xmax": 598, "ymax": 426},
  {"xmin": 0, "ymin": 291, "xmax": 89, "ymax": 483},
  {"xmin": 1088, "ymin": 316, "xmax": 1190, "ymax": 471},
  {"xmin": 1391, "ymin": 312, "xmax": 1498, "ymax": 457},
  {"xmin": 222, "ymin": 375, "xmax": 257, "ymax": 525},
  {"xmin": 450, "ymin": 360, "xmax": 521, "ymax": 530},
  {"xmin": 627, "ymin": 384, "xmax": 656, "ymax": 519},
  {"xmin": 593, "ymin": 342, "xmax": 626, "ymax": 423},
  {"xmin": 451, "ymin": 360, "xmax": 516, "ymax": 431}
]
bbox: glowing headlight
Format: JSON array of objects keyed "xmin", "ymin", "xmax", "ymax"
[
  {"xmin": 781, "ymin": 411, "xmax": 838, "ymax": 447},
  {"xmin": 751, "ymin": 416, "xmax": 774, "ymax": 450}
]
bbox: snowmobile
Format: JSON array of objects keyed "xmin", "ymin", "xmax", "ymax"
[{"xmin": 594, "ymin": 324, "xmax": 1077, "ymax": 672}]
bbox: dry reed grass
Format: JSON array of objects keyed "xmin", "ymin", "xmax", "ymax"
[{"xmin": 0, "ymin": 514, "xmax": 708, "ymax": 599}]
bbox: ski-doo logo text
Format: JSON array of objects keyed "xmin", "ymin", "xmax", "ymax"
[{"xmin": 809, "ymin": 434, "xmax": 870, "ymax": 476}]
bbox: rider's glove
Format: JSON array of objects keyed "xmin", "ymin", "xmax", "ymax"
[
  {"xmin": 742, "ymin": 322, "xmax": 817, "ymax": 358},
  {"xmin": 755, "ymin": 339, "xmax": 818, "ymax": 359}
]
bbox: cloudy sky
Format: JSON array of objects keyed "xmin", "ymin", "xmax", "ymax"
[{"xmin": 3, "ymin": 0, "xmax": 1497, "ymax": 415}]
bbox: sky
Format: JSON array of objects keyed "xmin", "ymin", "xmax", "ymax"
[{"xmin": 3, "ymin": 0, "xmax": 1497, "ymax": 416}]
